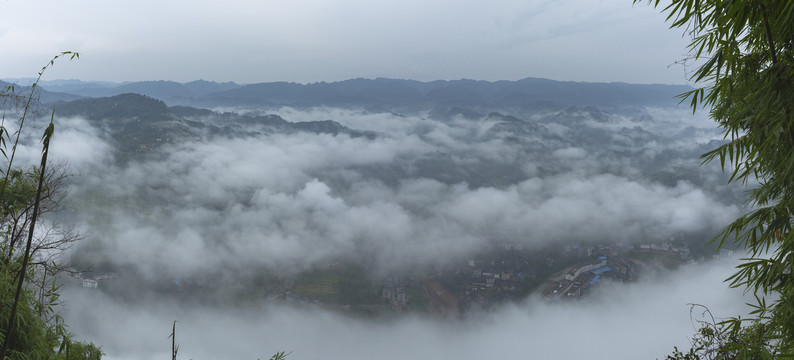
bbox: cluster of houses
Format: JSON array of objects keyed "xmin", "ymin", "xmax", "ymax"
[
  {"xmin": 66, "ymin": 270, "xmax": 118, "ymax": 289},
  {"xmin": 441, "ymin": 241, "xmax": 675, "ymax": 306},
  {"xmin": 564, "ymin": 241, "xmax": 692, "ymax": 260},
  {"xmin": 542, "ymin": 255, "xmax": 636, "ymax": 302},
  {"xmin": 381, "ymin": 277, "xmax": 410, "ymax": 309},
  {"xmin": 541, "ymin": 241, "xmax": 696, "ymax": 302},
  {"xmin": 456, "ymin": 254, "xmax": 540, "ymax": 309},
  {"xmin": 634, "ymin": 241, "xmax": 691, "ymax": 259}
]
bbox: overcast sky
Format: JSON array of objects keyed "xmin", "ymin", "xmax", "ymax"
[{"xmin": 0, "ymin": 0, "xmax": 692, "ymax": 84}]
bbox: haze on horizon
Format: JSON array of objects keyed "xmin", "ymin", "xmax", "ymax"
[
  {"xmin": 0, "ymin": 1, "xmax": 755, "ymax": 359},
  {"xmin": 1, "ymin": 0, "xmax": 691, "ymax": 85}
]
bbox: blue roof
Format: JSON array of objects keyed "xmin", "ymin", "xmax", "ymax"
[
  {"xmin": 591, "ymin": 266, "xmax": 612, "ymax": 275},
  {"xmin": 588, "ymin": 275, "xmax": 601, "ymax": 286}
]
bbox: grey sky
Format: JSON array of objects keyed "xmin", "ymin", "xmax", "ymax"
[{"xmin": 0, "ymin": 0, "xmax": 690, "ymax": 84}]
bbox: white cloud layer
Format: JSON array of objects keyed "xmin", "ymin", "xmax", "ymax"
[
  {"xmin": 8, "ymin": 103, "xmax": 747, "ymax": 360},
  {"xmin": 49, "ymin": 106, "xmax": 739, "ymax": 278},
  {"xmin": 61, "ymin": 258, "xmax": 750, "ymax": 360}
]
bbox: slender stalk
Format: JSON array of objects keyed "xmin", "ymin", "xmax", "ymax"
[
  {"xmin": 759, "ymin": 3, "xmax": 794, "ymax": 146},
  {"xmin": 759, "ymin": 4, "xmax": 778, "ymax": 64},
  {"xmin": 169, "ymin": 320, "xmax": 179, "ymax": 360},
  {"xmin": 5, "ymin": 219, "xmax": 18, "ymax": 262},
  {"xmin": 0, "ymin": 52, "xmax": 77, "ymax": 209},
  {"xmin": 0, "ymin": 120, "xmax": 54, "ymax": 359}
]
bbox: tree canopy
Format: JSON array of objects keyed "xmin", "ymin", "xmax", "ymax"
[{"xmin": 638, "ymin": 0, "xmax": 794, "ymax": 357}]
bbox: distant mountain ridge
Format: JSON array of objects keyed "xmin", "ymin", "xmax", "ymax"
[
  {"xmin": 46, "ymin": 79, "xmax": 241, "ymax": 100},
  {"xmin": 25, "ymin": 77, "xmax": 692, "ymax": 109},
  {"xmin": 0, "ymin": 80, "xmax": 83, "ymax": 105}
]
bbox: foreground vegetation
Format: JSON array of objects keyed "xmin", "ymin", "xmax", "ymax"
[
  {"xmin": 639, "ymin": 0, "xmax": 794, "ymax": 357},
  {"xmin": 0, "ymin": 53, "xmax": 104, "ymax": 359}
]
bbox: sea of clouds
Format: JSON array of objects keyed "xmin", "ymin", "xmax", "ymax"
[{"xmin": 8, "ymin": 105, "xmax": 754, "ymax": 359}]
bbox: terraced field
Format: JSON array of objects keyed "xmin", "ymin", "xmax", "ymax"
[{"xmin": 293, "ymin": 271, "xmax": 341, "ymax": 299}]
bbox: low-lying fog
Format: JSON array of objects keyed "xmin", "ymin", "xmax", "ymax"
[
  {"xmin": 63, "ymin": 259, "xmax": 746, "ymax": 360},
  {"xmin": 15, "ymin": 104, "xmax": 751, "ymax": 359}
]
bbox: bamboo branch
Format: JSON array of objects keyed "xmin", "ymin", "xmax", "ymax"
[{"xmin": 0, "ymin": 121, "xmax": 54, "ymax": 359}]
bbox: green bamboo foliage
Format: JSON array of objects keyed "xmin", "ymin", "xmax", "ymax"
[
  {"xmin": 0, "ymin": 53, "xmax": 104, "ymax": 360},
  {"xmin": 639, "ymin": 0, "xmax": 794, "ymax": 357},
  {"xmin": 0, "ymin": 119, "xmax": 55, "ymax": 360}
]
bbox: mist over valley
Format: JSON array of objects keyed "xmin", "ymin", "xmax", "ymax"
[{"xmin": 0, "ymin": 77, "xmax": 753, "ymax": 359}]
